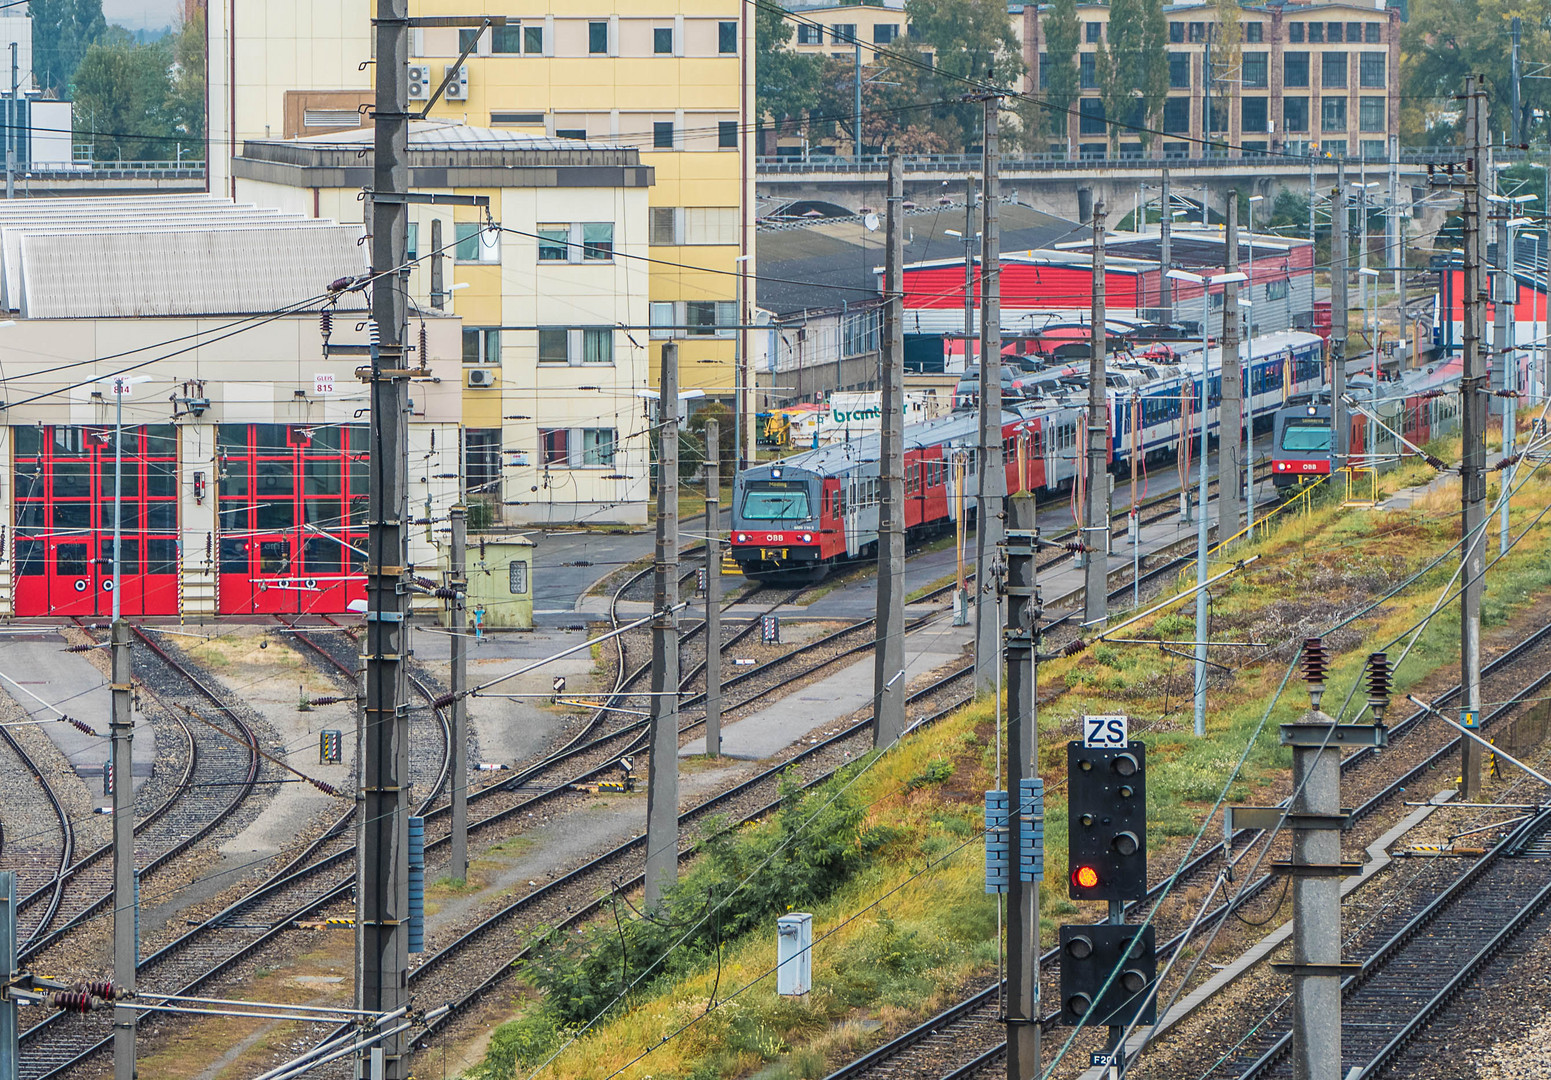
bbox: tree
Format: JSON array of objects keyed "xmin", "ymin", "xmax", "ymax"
[
  {"xmin": 1097, "ymin": 0, "xmax": 1169, "ymax": 149},
  {"xmin": 71, "ymin": 39, "xmax": 174, "ymax": 161},
  {"xmin": 30, "ymin": 0, "xmax": 107, "ymax": 95},
  {"xmin": 166, "ymin": 10, "xmax": 206, "ymax": 156},
  {"xmin": 1041, "ymin": 0, "xmax": 1081, "ymax": 149},
  {"xmin": 756, "ymin": 2, "xmax": 823, "ymax": 131},
  {"xmin": 1403, "ymin": 0, "xmax": 1551, "ymax": 145}
]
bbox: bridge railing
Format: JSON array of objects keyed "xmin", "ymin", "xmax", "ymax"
[
  {"xmin": 756, "ymin": 146, "xmax": 1512, "ymax": 174},
  {"xmin": 20, "ymin": 160, "xmax": 208, "ymax": 179}
]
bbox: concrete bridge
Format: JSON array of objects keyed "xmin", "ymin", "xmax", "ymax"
[{"xmin": 757, "ymin": 147, "xmax": 1490, "ymax": 222}]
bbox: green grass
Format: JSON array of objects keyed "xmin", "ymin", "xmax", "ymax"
[{"xmin": 467, "ymin": 438, "xmax": 1551, "ymax": 1080}]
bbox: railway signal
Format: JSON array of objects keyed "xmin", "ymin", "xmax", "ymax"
[
  {"xmin": 1058, "ymin": 924, "xmax": 1157, "ymax": 1028},
  {"xmin": 1067, "ymin": 741, "xmax": 1147, "ymax": 902}
]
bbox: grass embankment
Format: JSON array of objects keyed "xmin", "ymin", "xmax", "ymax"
[{"xmin": 469, "ymin": 416, "xmax": 1551, "ymax": 1080}]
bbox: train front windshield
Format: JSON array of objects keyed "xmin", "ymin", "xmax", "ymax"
[
  {"xmin": 1280, "ymin": 419, "xmax": 1332, "ymax": 452},
  {"xmin": 741, "ymin": 481, "xmax": 812, "ymax": 521}
]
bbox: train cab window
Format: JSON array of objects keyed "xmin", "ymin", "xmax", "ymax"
[
  {"xmin": 1280, "ymin": 418, "xmax": 1332, "ymax": 451},
  {"xmin": 742, "ymin": 480, "xmax": 811, "ymax": 521}
]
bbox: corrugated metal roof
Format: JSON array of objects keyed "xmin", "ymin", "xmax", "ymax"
[
  {"xmin": 290, "ymin": 119, "xmax": 618, "ymax": 153},
  {"xmin": 0, "ymin": 195, "xmax": 365, "ymax": 319}
]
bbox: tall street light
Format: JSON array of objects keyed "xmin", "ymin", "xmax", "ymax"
[
  {"xmin": 1167, "ymin": 268, "xmax": 1247, "ymax": 737},
  {"xmin": 107, "ymin": 375, "xmax": 154, "ymax": 622}
]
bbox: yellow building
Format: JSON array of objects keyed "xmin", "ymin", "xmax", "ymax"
[
  {"xmin": 406, "ymin": 1, "xmax": 756, "ymax": 450},
  {"xmin": 209, "ymin": 0, "xmax": 756, "ymax": 457}
]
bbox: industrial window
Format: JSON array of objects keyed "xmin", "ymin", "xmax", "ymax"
[
  {"xmin": 1267, "ymin": 279, "xmax": 1289, "ymax": 300},
  {"xmin": 536, "ymin": 222, "xmax": 612, "ymax": 263},
  {"xmin": 1321, "ymin": 97, "xmax": 1347, "ymax": 132},
  {"xmin": 1284, "ymin": 51, "xmax": 1309, "ymax": 88},
  {"xmin": 686, "ymin": 300, "xmax": 737, "ymax": 336},
  {"xmin": 524, "ymin": 25, "xmax": 544, "ymax": 54},
  {"xmin": 1346, "ymin": 23, "xmax": 1362, "ymax": 42},
  {"xmin": 830, "ymin": 23, "xmax": 856, "ymax": 44},
  {"xmin": 458, "ymin": 27, "xmax": 480, "ymax": 53},
  {"xmin": 581, "ymin": 428, "xmax": 616, "ymax": 466},
  {"xmin": 654, "ymin": 121, "xmax": 674, "ymax": 148},
  {"xmin": 1365, "ymin": 22, "xmax": 1381, "ymax": 43},
  {"xmin": 1283, "ymin": 96, "xmax": 1309, "ymax": 133},
  {"xmin": 842, "ymin": 307, "xmax": 880, "ymax": 355},
  {"xmin": 465, "ymin": 429, "xmax": 502, "ymax": 496},
  {"xmin": 650, "ymin": 301, "xmax": 674, "ymax": 339},
  {"xmin": 796, "ymin": 24, "xmax": 820, "ymax": 45},
  {"xmin": 1085, "ymin": 21, "xmax": 1102, "ymax": 42},
  {"xmin": 1079, "ymin": 98, "xmax": 1106, "ymax": 136},
  {"xmin": 684, "ymin": 207, "xmax": 737, "ymax": 245},
  {"xmin": 1359, "ymin": 52, "xmax": 1385, "ymax": 87},
  {"xmin": 1326, "ymin": 22, "xmax": 1343, "ymax": 42},
  {"xmin": 1288, "ymin": 22, "xmax": 1304, "ymax": 43},
  {"xmin": 1080, "ymin": 52, "xmax": 1096, "ymax": 89},
  {"xmin": 537, "ymin": 224, "xmax": 568, "ymax": 261},
  {"xmin": 555, "ymin": 128, "xmax": 586, "ymax": 140},
  {"xmin": 650, "ymin": 206, "xmax": 677, "ymax": 245},
  {"xmin": 720, "ymin": 21, "xmax": 738, "ymax": 53},
  {"xmin": 491, "ymin": 24, "xmax": 521, "ymax": 53},
  {"xmin": 653, "ymin": 26, "xmax": 673, "ymax": 53},
  {"xmin": 1169, "ymin": 53, "xmax": 1189, "ymax": 89},
  {"xmin": 1241, "ymin": 96, "xmax": 1268, "ymax": 134},
  {"xmin": 1244, "ymin": 21, "xmax": 1262, "ymax": 42},
  {"xmin": 1242, "ymin": 51, "xmax": 1268, "ymax": 88},
  {"xmin": 1168, "ymin": 21, "xmax": 1183, "ymax": 42},
  {"xmin": 454, "ymin": 222, "xmax": 500, "ymax": 263},
  {"xmin": 582, "ymin": 222, "xmax": 613, "ymax": 260},
  {"xmin": 719, "ymin": 120, "xmax": 738, "ymax": 148},
  {"xmin": 537, "ymin": 327, "xmax": 569, "ymax": 364},
  {"xmin": 1188, "ymin": 21, "xmax": 1204, "ymax": 42},
  {"xmin": 1321, "ymin": 52, "xmax": 1346, "ymax": 88},
  {"xmin": 1162, "ymin": 97, "xmax": 1190, "ymax": 133},
  {"xmin": 462, "ymin": 327, "xmax": 500, "ymax": 366},
  {"xmin": 1039, "ymin": 53, "xmax": 1049, "ymax": 89},
  {"xmin": 406, "ymin": 221, "xmax": 418, "ymax": 260},
  {"xmin": 589, "ymin": 21, "xmax": 608, "ymax": 53},
  {"xmin": 539, "ymin": 428, "xmax": 569, "ymax": 466},
  {"xmin": 873, "ymin": 23, "xmax": 898, "ymax": 44},
  {"xmin": 491, "ymin": 111, "xmax": 543, "ymax": 126},
  {"xmin": 1305, "ymin": 21, "xmax": 1322, "ymax": 42},
  {"xmin": 1359, "ymin": 96, "xmax": 1385, "ymax": 132}
]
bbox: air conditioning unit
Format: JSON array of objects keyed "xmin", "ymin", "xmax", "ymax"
[
  {"xmin": 466, "ymin": 367, "xmax": 496, "ymax": 388},
  {"xmin": 407, "ymin": 64, "xmax": 431, "ymax": 100},
  {"xmin": 444, "ymin": 64, "xmax": 469, "ymax": 101}
]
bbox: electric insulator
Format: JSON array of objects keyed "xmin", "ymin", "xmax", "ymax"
[
  {"xmin": 1366, "ymin": 652, "xmax": 1392, "ymax": 699},
  {"xmin": 64, "ymin": 716, "xmax": 96, "ymax": 736},
  {"xmin": 419, "ymin": 321, "xmax": 428, "ymax": 360},
  {"xmin": 1064, "ymin": 541, "xmax": 1087, "ymax": 554},
  {"xmin": 1491, "ymin": 454, "xmax": 1522, "ymax": 472},
  {"xmin": 1300, "ymin": 638, "xmax": 1328, "ymax": 685},
  {"xmin": 431, "ymin": 692, "xmax": 457, "ymax": 709},
  {"xmin": 309, "ymin": 696, "xmax": 349, "ymax": 707},
  {"xmin": 432, "ymin": 587, "xmax": 457, "ymax": 600},
  {"xmin": 310, "ymin": 778, "xmax": 339, "ymax": 797},
  {"xmin": 369, "ymin": 319, "xmax": 381, "ymax": 347},
  {"xmin": 51, "ymin": 991, "xmax": 95, "ymax": 1012},
  {"xmin": 1424, "ymin": 454, "xmax": 1448, "ymax": 472},
  {"xmin": 1064, "ymin": 638, "xmax": 1087, "ymax": 657},
  {"xmin": 64, "ymin": 643, "xmax": 95, "ymax": 653},
  {"xmin": 78, "ymin": 981, "xmax": 117, "ymax": 1000},
  {"xmin": 320, "ymin": 309, "xmax": 333, "ymax": 340}
]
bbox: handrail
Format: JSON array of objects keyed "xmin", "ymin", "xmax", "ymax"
[{"xmin": 755, "ymin": 146, "xmax": 1524, "ymax": 174}]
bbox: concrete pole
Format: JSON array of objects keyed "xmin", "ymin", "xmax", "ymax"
[
  {"xmin": 964, "ymin": 175, "xmax": 976, "ymax": 362},
  {"xmin": 448, "ymin": 504, "xmax": 468, "ymax": 883},
  {"xmin": 645, "ymin": 343, "xmax": 681, "ymax": 907},
  {"xmin": 1308, "ymin": 157, "xmax": 1317, "ymax": 248},
  {"xmin": 974, "ymin": 96, "xmax": 1005, "ymax": 696},
  {"xmin": 0, "ymin": 871, "xmax": 14, "ymax": 1080},
  {"xmin": 1003, "ymin": 498, "xmax": 1039, "ymax": 1080},
  {"xmin": 1083, "ymin": 201, "xmax": 1109, "ymax": 626},
  {"xmin": 1388, "ymin": 136, "xmax": 1401, "ymax": 310},
  {"xmin": 1221, "ymin": 193, "xmax": 1243, "ymax": 539},
  {"xmin": 110, "ymin": 620, "xmax": 135, "ymax": 1080},
  {"xmin": 1497, "ymin": 215, "xmax": 1515, "ymax": 557},
  {"xmin": 853, "ymin": 42, "xmax": 863, "ymax": 166},
  {"xmin": 703, "ymin": 419, "xmax": 722, "ymax": 757},
  {"xmin": 1460, "ymin": 78, "xmax": 1487, "ymax": 802},
  {"xmin": 5, "ymin": 44, "xmax": 14, "ymax": 202},
  {"xmin": 874, "ymin": 155, "xmax": 907, "ymax": 747},
  {"xmin": 1287, "ymin": 709, "xmax": 1345, "ymax": 1080},
  {"xmin": 360, "ymin": 3, "xmax": 414, "ymax": 1074},
  {"xmin": 1160, "ymin": 167, "xmax": 1173, "ymax": 319},
  {"xmin": 1331, "ymin": 161, "xmax": 1349, "ymax": 464},
  {"xmin": 430, "ymin": 218, "xmax": 444, "ymax": 309}
]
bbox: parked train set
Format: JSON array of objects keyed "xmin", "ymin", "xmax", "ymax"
[{"xmin": 730, "ymin": 332, "xmax": 1478, "ymax": 581}]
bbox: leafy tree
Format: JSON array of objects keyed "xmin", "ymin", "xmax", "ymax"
[
  {"xmin": 1403, "ymin": 0, "xmax": 1551, "ymax": 144},
  {"xmin": 71, "ymin": 39, "xmax": 174, "ymax": 161},
  {"xmin": 1097, "ymin": 0, "xmax": 1169, "ymax": 149},
  {"xmin": 755, "ymin": 1, "xmax": 823, "ymax": 130},
  {"xmin": 1041, "ymin": 0, "xmax": 1081, "ymax": 149},
  {"xmin": 30, "ymin": 0, "xmax": 107, "ymax": 95},
  {"xmin": 166, "ymin": 10, "xmax": 206, "ymax": 155}
]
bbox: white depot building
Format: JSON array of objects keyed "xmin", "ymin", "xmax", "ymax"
[{"xmin": 0, "ymin": 194, "xmax": 465, "ymax": 619}]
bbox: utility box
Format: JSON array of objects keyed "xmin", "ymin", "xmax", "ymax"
[
  {"xmin": 441, "ymin": 534, "xmax": 535, "ymax": 629},
  {"xmin": 776, "ymin": 912, "xmax": 813, "ymax": 996}
]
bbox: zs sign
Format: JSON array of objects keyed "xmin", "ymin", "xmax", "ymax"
[{"xmin": 1082, "ymin": 714, "xmax": 1129, "ymax": 749}]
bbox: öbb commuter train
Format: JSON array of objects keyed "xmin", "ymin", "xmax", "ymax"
[{"xmin": 730, "ymin": 331, "xmax": 1326, "ymax": 580}]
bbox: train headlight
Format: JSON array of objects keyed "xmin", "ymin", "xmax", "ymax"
[
  {"xmin": 801, "ymin": 533, "xmax": 813, "ymax": 542},
  {"xmin": 736, "ymin": 533, "xmax": 748, "ymax": 543},
  {"xmin": 1306, "ymin": 405, "xmax": 1318, "ymax": 416}
]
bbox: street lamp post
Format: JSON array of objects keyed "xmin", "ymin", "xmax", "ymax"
[{"xmin": 1167, "ymin": 267, "xmax": 1247, "ymax": 737}]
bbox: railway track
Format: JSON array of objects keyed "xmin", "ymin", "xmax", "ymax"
[
  {"xmin": 0, "ymin": 709, "xmax": 74, "ymax": 948},
  {"xmin": 851, "ymin": 619, "xmax": 1551, "ymax": 1080},
  {"xmin": 11, "ymin": 624, "xmax": 263, "ymax": 962}
]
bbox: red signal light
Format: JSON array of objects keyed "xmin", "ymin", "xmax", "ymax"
[{"xmin": 1072, "ymin": 865, "xmax": 1100, "ymax": 889}]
